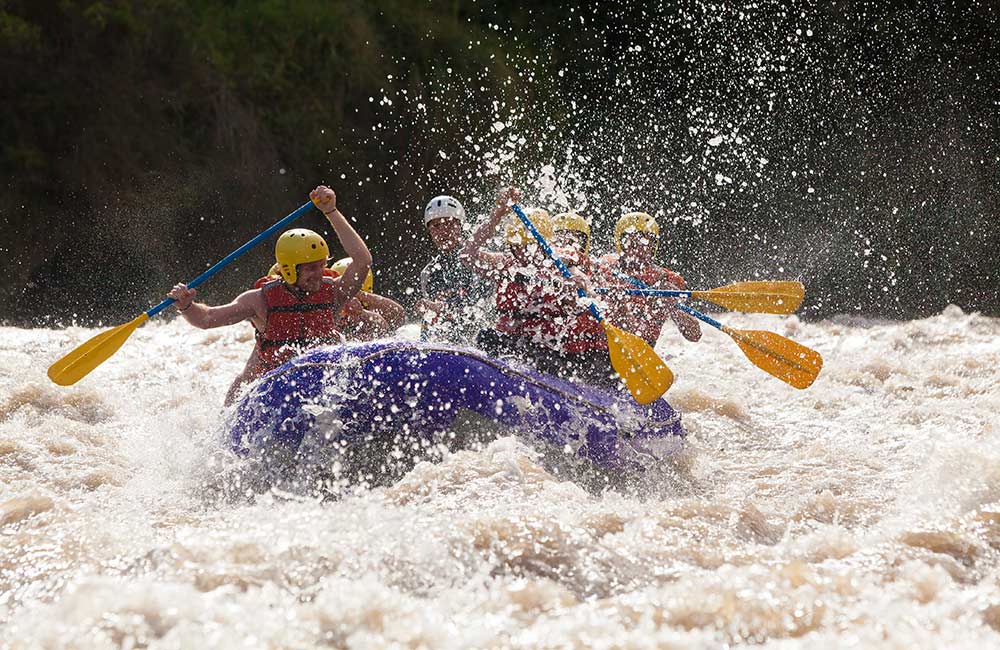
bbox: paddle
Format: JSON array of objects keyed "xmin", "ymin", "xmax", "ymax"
[
  {"xmin": 596, "ymin": 280, "xmax": 805, "ymax": 314},
  {"xmin": 510, "ymin": 204, "xmax": 674, "ymax": 404},
  {"xmin": 47, "ymin": 201, "xmax": 319, "ymax": 386},
  {"xmin": 614, "ymin": 272, "xmax": 823, "ymax": 389}
]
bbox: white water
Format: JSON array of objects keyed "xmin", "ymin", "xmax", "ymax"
[{"xmin": 2, "ymin": 306, "xmax": 999, "ymax": 648}]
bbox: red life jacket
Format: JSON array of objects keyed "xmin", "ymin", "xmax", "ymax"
[
  {"xmin": 560, "ymin": 310, "xmax": 607, "ymax": 353},
  {"xmin": 252, "ymin": 276, "xmax": 344, "ymax": 374},
  {"xmin": 516, "ymin": 267, "xmax": 607, "ymax": 354},
  {"xmin": 553, "ymin": 274, "xmax": 607, "ymax": 354},
  {"xmin": 492, "ymin": 254, "xmax": 605, "ymax": 353},
  {"xmin": 258, "ymin": 269, "xmax": 364, "ymax": 331},
  {"xmin": 494, "ymin": 273, "xmax": 532, "ymax": 336}
]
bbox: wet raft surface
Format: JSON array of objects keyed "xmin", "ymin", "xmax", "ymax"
[
  {"xmin": 2, "ymin": 307, "xmax": 1000, "ymax": 647},
  {"xmin": 226, "ymin": 341, "xmax": 685, "ymax": 487}
]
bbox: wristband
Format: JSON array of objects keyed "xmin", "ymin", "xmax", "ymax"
[{"xmin": 177, "ymin": 303, "xmax": 192, "ymax": 312}]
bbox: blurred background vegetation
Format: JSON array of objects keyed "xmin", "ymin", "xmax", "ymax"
[{"xmin": 2, "ymin": 0, "xmax": 997, "ymax": 326}]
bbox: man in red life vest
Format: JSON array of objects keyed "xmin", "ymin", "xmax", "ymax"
[
  {"xmin": 599, "ymin": 212, "xmax": 701, "ymax": 345},
  {"xmin": 463, "ymin": 197, "xmax": 613, "ymax": 386},
  {"xmin": 526, "ymin": 211, "xmax": 617, "ymax": 386},
  {"xmin": 167, "ymin": 185, "xmax": 373, "ymax": 404},
  {"xmin": 261, "ymin": 257, "xmax": 404, "ymax": 341}
]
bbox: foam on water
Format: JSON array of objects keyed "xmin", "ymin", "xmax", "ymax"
[{"xmin": 2, "ymin": 306, "xmax": 998, "ymax": 648}]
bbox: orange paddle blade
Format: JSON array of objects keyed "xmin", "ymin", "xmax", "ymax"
[
  {"xmin": 47, "ymin": 313, "xmax": 149, "ymax": 386},
  {"xmin": 692, "ymin": 281, "xmax": 805, "ymax": 314},
  {"xmin": 605, "ymin": 322, "xmax": 674, "ymax": 404},
  {"xmin": 722, "ymin": 325, "xmax": 822, "ymax": 389}
]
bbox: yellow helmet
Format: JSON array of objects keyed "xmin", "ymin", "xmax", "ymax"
[
  {"xmin": 329, "ymin": 257, "xmax": 374, "ymax": 293},
  {"xmin": 614, "ymin": 212, "xmax": 660, "ymax": 254},
  {"xmin": 506, "ymin": 208, "xmax": 552, "ymax": 246},
  {"xmin": 552, "ymin": 212, "xmax": 591, "ymax": 254},
  {"xmin": 274, "ymin": 229, "xmax": 330, "ymax": 285}
]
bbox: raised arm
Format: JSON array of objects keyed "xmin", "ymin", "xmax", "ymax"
[
  {"xmin": 359, "ymin": 292, "xmax": 405, "ymax": 331},
  {"xmin": 460, "ymin": 186, "xmax": 521, "ymax": 277},
  {"xmin": 310, "ymin": 185, "xmax": 373, "ymax": 305}
]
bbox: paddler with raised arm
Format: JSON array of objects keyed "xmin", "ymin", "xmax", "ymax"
[
  {"xmin": 167, "ymin": 185, "xmax": 373, "ymax": 404},
  {"xmin": 599, "ymin": 212, "xmax": 701, "ymax": 345},
  {"xmin": 462, "ymin": 194, "xmax": 612, "ymax": 386},
  {"xmin": 460, "ymin": 187, "xmax": 559, "ymax": 357}
]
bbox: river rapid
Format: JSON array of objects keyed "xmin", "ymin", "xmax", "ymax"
[{"xmin": 1, "ymin": 306, "xmax": 999, "ymax": 648}]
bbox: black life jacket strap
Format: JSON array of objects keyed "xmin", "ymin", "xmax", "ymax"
[{"xmin": 267, "ymin": 302, "xmax": 337, "ymax": 313}]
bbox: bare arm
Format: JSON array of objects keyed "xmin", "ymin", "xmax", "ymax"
[
  {"xmin": 311, "ymin": 185, "xmax": 373, "ymax": 306},
  {"xmin": 168, "ymin": 286, "xmax": 265, "ymax": 330},
  {"xmin": 460, "ymin": 211, "xmax": 506, "ymax": 277},
  {"xmin": 460, "ymin": 186, "xmax": 520, "ymax": 278},
  {"xmin": 359, "ymin": 292, "xmax": 405, "ymax": 330},
  {"xmin": 419, "ymin": 264, "xmax": 432, "ymax": 299}
]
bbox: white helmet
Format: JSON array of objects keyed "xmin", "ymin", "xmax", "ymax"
[{"xmin": 423, "ymin": 195, "xmax": 465, "ymax": 225}]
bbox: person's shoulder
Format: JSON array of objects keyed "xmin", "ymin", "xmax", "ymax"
[
  {"xmin": 253, "ymin": 275, "xmax": 281, "ymax": 290},
  {"xmin": 236, "ymin": 286, "xmax": 268, "ymax": 313},
  {"xmin": 240, "ymin": 284, "xmax": 271, "ymax": 298}
]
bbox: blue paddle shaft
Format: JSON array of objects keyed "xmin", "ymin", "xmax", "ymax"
[
  {"xmin": 146, "ymin": 201, "xmax": 318, "ymax": 318},
  {"xmin": 596, "ymin": 287, "xmax": 694, "ymax": 299},
  {"xmin": 510, "ymin": 203, "xmax": 604, "ymax": 323},
  {"xmin": 612, "ymin": 271, "xmax": 723, "ymax": 331}
]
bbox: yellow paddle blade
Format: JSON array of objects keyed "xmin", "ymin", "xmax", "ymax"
[
  {"xmin": 47, "ymin": 313, "xmax": 149, "ymax": 386},
  {"xmin": 692, "ymin": 281, "xmax": 805, "ymax": 314},
  {"xmin": 604, "ymin": 322, "xmax": 674, "ymax": 404},
  {"xmin": 722, "ymin": 326, "xmax": 823, "ymax": 389}
]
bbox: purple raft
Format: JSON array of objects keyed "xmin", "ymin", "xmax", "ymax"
[{"xmin": 225, "ymin": 341, "xmax": 685, "ymax": 482}]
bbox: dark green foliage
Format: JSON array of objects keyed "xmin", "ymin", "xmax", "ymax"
[
  {"xmin": 0, "ymin": 0, "xmax": 518, "ymax": 324},
  {"xmin": 1, "ymin": 1, "xmax": 997, "ymax": 326}
]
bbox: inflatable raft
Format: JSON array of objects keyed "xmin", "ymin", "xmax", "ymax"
[{"xmin": 225, "ymin": 341, "xmax": 685, "ymax": 487}]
